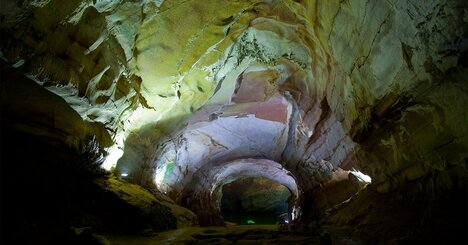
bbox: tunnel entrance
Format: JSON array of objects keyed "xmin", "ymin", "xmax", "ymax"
[
  {"xmin": 178, "ymin": 158, "xmax": 301, "ymax": 226},
  {"xmin": 220, "ymin": 177, "xmax": 292, "ymax": 225}
]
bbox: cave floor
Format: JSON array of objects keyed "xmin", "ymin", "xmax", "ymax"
[{"xmin": 103, "ymin": 225, "xmax": 361, "ymax": 244}]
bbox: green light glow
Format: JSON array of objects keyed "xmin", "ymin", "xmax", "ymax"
[{"xmin": 163, "ymin": 161, "xmax": 175, "ymax": 183}]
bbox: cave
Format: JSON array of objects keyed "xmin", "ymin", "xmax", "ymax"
[
  {"xmin": 220, "ymin": 177, "xmax": 291, "ymax": 225},
  {"xmin": 0, "ymin": 0, "xmax": 467, "ymax": 244}
]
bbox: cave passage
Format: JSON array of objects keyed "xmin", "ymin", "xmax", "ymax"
[
  {"xmin": 1, "ymin": 0, "xmax": 466, "ymax": 244},
  {"xmin": 220, "ymin": 177, "xmax": 291, "ymax": 225}
]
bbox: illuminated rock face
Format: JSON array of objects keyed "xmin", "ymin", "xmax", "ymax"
[
  {"xmin": 1, "ymin": 0, "xmax": 467, "ymax": 240},
  {"xmin": 180, "ymin": 158, "xmax": 300, "ymax": 225}
]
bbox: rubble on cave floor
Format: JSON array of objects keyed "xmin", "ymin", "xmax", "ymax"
[{"xmin": 103, "ymin": 224, "xmax": 341, "ymax": 245}]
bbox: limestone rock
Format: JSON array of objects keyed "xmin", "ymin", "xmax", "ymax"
[{"xmin": 1, "ymin": 0, "xmax": 466, "ymax": 242}]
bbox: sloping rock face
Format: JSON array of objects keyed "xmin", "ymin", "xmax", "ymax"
[
  {"xmin": 1, "ymin": 0, "xmax": 467, "ymax": 242},
  {"xmin": 0, "ymin": 93, "xmax": 196, "ymax": 245}
]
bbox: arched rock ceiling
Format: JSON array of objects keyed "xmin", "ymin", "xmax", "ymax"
[
  {"xmin": 179, "ymin": 158, "xmax": 299, "ymax": 225},
  {"xmin": 1, "ymin": 0, "xmax": 467, "ymax": 225}
]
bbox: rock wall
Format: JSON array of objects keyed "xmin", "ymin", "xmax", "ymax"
[
  {"xmin": 311, "ymin": 0, "xmax": 468, "ymax": 241},
  {"xmin": 315, "ymin": 0, "xmax": 468, "ymax": 194},
  {"xmin": 1, "ymin": 0, "xmax": 466, "ymax": 240}
]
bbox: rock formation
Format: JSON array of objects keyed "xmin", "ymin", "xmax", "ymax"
[{"xmin": 1, "ymin": 0, "xmax": 466, "ymax": 243}]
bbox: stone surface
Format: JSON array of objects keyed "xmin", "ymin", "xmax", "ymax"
[
  {"xmin": 179, "ymin": 158, "xmax": 300, "ymax": 226},
  {"xmin": 0, "ymin": 117, "xmax": 196, "ymax": 244},
  {"xmin": 1, "ymin": 0, "xmax": 467, "ymax": 242},
  {"xmin": 95, "ymin": 176, "xmax": 198, "ymax": 229},
  {"xmin": 105, "ymin": 225, "xmax": 332, "ymax": 244}
]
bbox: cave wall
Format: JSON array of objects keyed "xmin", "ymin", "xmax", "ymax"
[
  {"xmin": 315, "ymin": 0, "xmax": 468, "ymax": 194},
  {"xmin": 311, "ymin": 0, "xmax": 468, "ymax": 241},
  {"xmin": 1, "ymin": 0, "xmax": 467, "ymax": 241}
]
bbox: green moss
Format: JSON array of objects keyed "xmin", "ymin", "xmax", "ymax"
[
  {"xmin": 97, "ymin": 177, "xmax": 157, "ymax": 207},
  {"xmin": 95, "ymin": 176, "xmax": 178, "ymax": 231}
]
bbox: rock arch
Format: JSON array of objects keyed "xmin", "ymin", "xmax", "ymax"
[{"xmin": 179, "ymin": 158, "xmax": 301, "ymax": 226}]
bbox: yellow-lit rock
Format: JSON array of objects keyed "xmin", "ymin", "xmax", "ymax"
[{"xmin": 1, "ymin": 0, "xmax": 466, "ymax": 242}]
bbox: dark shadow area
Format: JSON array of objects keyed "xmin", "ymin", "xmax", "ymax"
[
  {"xmin": 324, "ymin": 181, "xmax": 468, "ymax": 244},
  {"xmin": 0, "ymin": 126, "xmax": 178, "ymax": 244},
  {"xmin": 0, "ymin": 65, "xmax": 176, "ymax": 244},
  {"xmin": 220, "ymin": 177, "xmax": 291, "ymax": 225}
]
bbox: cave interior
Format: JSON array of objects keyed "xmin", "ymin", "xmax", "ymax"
[{"xmin": 0, "ymin": 0, "xmax": 467, "ymax": 244}]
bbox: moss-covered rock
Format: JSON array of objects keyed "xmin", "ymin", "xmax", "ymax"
[{"xmin": 94, "ymin": 176, "xmax": 198, "ymax": 231}]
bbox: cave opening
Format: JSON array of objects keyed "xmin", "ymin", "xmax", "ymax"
[{"xmin": 220, "ymin": 176, "xmax": 292, "ymax": 225}]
